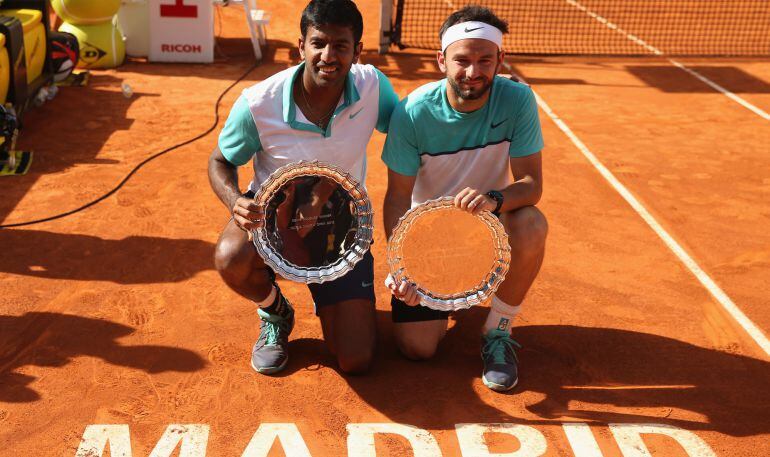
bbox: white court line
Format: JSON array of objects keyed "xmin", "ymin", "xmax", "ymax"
[
  {"xmin": 465, "ymin": 0, "xmax": 767, "ymax": 353},
  {"xmin": 507, "ymin": 59, "xmax": 770, "ymax": 357},
  {"xmin": 564, "ymin": 0, "xmax": 770, "ymax": 121}
]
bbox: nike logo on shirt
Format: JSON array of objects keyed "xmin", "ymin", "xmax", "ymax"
[
  {"xmin": 350, "ymin": 108, "xmax": 364, "ymax": 119},
  {"xmin": 491, "ymin": 119, "xmax": 507, "ymax": 129}
]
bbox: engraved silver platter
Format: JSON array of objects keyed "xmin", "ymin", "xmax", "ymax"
[{"xmin": 252, "ymin": 161, "xmax": 373, "ymax": 284}]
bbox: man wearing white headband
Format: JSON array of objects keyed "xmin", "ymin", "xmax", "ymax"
[{"xmin": 382, "ymin": 6, "xmax": 547, "ymax": 392}]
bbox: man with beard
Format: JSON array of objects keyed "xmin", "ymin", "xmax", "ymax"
[
  {"xmin": 381, "ymin": 6, "xmax": 547, "ymax": 391},
  {"xmin": 209, "ymin": 0, "xmax": 398, "ymax": 375}
]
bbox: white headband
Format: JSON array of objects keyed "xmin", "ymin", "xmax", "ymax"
[{"xmin": 440, "ymin": 21, "xmax": 503, "ymax": 52}]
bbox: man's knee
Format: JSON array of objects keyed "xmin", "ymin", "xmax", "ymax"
[
  {"xmin": 395, "ymin": 332, "xmax": 440, "ymax": 361},
  {"xmin": 214, "ymin": 236, "xmax": 241, "ymax": 271},
  {"xmin": 336, "ymin": 346, "xmax": 374, "ymax": 374},
  {"xmin": 505, "ymin": 206, "xmax": 548, "ymax": 249},
  {"xmin": 213, "ymin": 236, "xmax": 254, "ymax": 285}
]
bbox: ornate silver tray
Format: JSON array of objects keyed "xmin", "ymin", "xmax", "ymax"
[
  {"xmin": 252, "ymin": 161, "xmax": 373, "ymax": 284},
  {"xmin": 387, "ymin": 197, "xmax": 510, "ymax": 311}
]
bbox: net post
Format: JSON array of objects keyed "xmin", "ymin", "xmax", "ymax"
[{"xmin": 379, "ymin": 0, "xmax": 393, "ymax": 54}]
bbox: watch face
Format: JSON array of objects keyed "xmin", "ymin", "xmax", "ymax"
[
  {"xmin": 487, "ymin": 191, "xmax": 503, "ymax": 204},
  {"xmin": 487, "ymin": 191, "xmax": 503, "ymax": 214}
]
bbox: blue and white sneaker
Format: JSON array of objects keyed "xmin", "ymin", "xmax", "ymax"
[
  {"xmin": 481, "ymin": 329, "xmax": 521, "ymax": 392},
  {"xmin": 251, "ymin": 295, "xmax": 294, "ymax": 375}
]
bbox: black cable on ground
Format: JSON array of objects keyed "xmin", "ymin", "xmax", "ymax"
[{"xmin": 0, "ymin": 63, "xmax": 258, "ymax": 229}]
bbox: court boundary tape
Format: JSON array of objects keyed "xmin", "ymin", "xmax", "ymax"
[
  {"xmin": 564, "ymin": 0, "xmax": 770, "ymax": 121},
  {"xmin": 515, "ymin": 67, "xmax": 770, "ymax": 357}
]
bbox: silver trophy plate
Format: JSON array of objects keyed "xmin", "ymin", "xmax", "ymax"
[
  {"xmin": 251, "ymin": 161, "xmax": 373, "ymax": 284},
  {"xmin": 387, "ymin": 197, "xmax": 511, "ymax": 312}
]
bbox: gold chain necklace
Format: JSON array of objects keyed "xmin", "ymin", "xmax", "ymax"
[{"xmin": 300, "ymin": 81, "xmax": 337, "ymax": 127}]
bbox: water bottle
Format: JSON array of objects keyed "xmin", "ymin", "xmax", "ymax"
[
  {"xmin": 33, "ymin": 87, "xmax": 48, "ymax": 107},
  {"xmin": 46, "ymin": 85, "xmax": 59, "ymax": 101},
  {"xmin": 121, "ymin": 82, "xmax": 133, "ymax": 98}
]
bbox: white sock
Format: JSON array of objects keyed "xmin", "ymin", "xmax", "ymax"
[
  {"xmin": 254, "ymin": 285, "xmax": 277, "ymax": 309},
  {"xmin": 483, "ymin": 295, "xmax": 521, "ymax": 335}
]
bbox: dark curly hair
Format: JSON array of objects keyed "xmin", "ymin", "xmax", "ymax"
[{"xmin": 300, "ymin": 0, "xmax": 364, "ymax": 43}]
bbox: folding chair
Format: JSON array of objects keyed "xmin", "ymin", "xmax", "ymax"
[{"xmin": 240, "ymin": 0, "xmax": 270, "ymax": 61}]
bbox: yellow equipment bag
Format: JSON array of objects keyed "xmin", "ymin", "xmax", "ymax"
[
  {"xmin": 0, "ymin": 34, "xmax": 9, "ymax": 104},
  {"xmin": 0, "ymin": 9, "xmax": 46, "ymax": 84},
  {"xmin": 50, "ymin": 0, "xmax": 121, "ymax": 25},
  {"xmin": 59, "ymin": 21, "xmax": 124, "ymax": 69}
]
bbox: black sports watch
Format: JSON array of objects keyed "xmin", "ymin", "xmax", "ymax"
[{"xmin": 486, "ymin": 190, "xmax": 504, "ymax": 216}]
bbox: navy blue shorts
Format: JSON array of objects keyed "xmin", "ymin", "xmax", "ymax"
[
  {"xmin": 308, "ymin": 250, "xmax": 375, "ymax": 313},
  {"xmin": 391, "ymin": 295, "xmax": 451, "ymax": 323}
]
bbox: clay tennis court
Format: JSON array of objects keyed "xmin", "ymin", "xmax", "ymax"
[{"xmin": 1, "ymin": 1, "xmax": 769, "ymax": 455}]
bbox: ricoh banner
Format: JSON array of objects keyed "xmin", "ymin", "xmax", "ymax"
[{"xmin": 149, "ymin": 0, "xmax": 214, "ymax": 63}]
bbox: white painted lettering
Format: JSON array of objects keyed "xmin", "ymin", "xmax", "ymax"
[
  {"xmin": 75, "ymin": 424, "xmax": 131, "ymax": 457},
  {"xmin": 347, "ymin": 423, "xmax": 441, "ymax": 457},
  {"xmin": 562, "ymin": 423, "xmax": 603, "ymax": 457},
  {"xmin": 241, "ymin": 423, "xmax": 312, "ymax": 457},
  {"xmin": 149, "ymin": 424, "xmax": 209, "ymax": 457},
  {"xmin": 609, "ymin": 423, "xmax": 717, "ymax": 457},
  {"xmin": 455, "ymin": 423, "xmax": 547, "ymax": 457},
  {"xmin": 72, "ymin": 421, "xmax": 718, "ymax": 456}
]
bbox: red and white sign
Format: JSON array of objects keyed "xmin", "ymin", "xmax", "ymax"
[{"xmin": 149, "ymin": 0, "xmax": 213, "ymax": 63}]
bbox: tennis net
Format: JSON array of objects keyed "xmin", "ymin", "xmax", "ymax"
[{"xmin": 386, "ymin": 0, "xmax": 770, "ymax": 56}]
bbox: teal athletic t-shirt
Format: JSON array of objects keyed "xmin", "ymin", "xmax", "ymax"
[{"xmin": 382, "ymin": 76, "xmax": 543, "ymax": 206}]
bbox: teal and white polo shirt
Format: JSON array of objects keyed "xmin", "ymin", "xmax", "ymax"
[
  {"xmin": 382, "ymin": 76, "xmax": 543, "ymax": 207},
  {"xmin": 219, "ymin": 62, "xmax": 399, "ymax": 192}
]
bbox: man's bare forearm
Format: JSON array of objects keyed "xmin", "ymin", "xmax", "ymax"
[
  {"xmin": 208, "ymin": 154, "xmax": 242, "ymax": 212},
  {"xmin": 498, "ymin": 177, "xmax": 542, "ymax": 213},
  {"xmin": 383, "ymin": 193, "xmax": 412, "ymax": 241}
]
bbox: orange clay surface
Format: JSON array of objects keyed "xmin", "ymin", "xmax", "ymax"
[
  {"xmin": 400, "ymin": 208, "xmax": 498, "ymax": 295},
  {"xmin": 1, "ymin": 2, "xmax": 769, "ymax": 456}
]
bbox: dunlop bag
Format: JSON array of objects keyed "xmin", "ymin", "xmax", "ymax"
[
  {"xmin": 59, "ymin": 21, "xmax": 124, "ymax": 69},
  {"xmin": 50, "ymin": 0, "xmax": 121, "ymax": 25}
]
